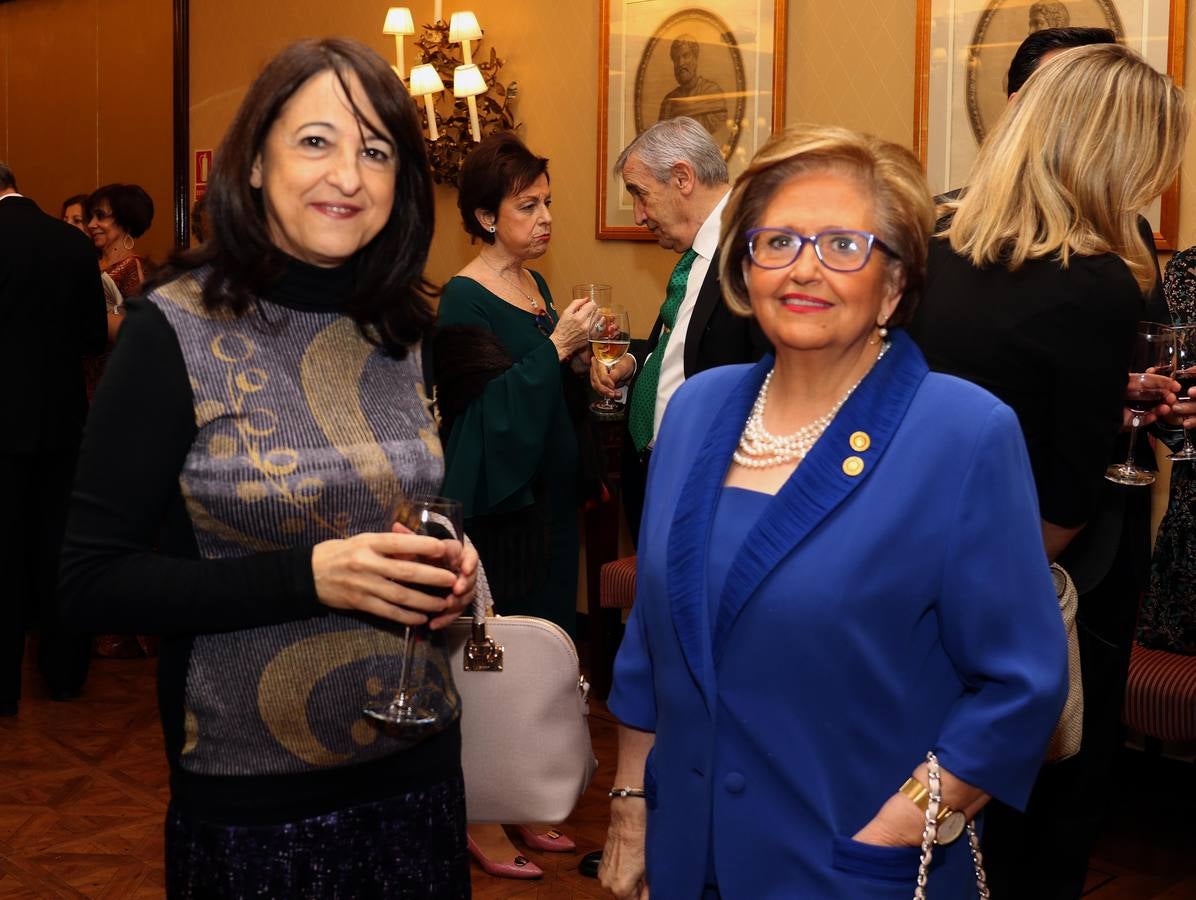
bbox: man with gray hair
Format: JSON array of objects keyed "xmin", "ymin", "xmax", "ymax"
[
  {"xmin": 0, "ymin": 161, "xmax": 107, "ymax": 715},
  {"xmin": 590, "ymin": 117, "xmax": 767, "ymax": 539}
]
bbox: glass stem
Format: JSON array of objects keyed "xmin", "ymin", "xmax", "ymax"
[
  {"xmin": 393, "ymin": 625, "xmax": 417, "ymax": 713},
  {"xmin": 1124, "ymin": 417, "xmax": 1142, "ymax": 467},
  {"xmin": 1184, "ymin": 422, "xmax": 1196, "ymax": 455}
]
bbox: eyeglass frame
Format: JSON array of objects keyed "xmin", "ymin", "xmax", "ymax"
[{"xmin": 744, "ymin": 226, "xmax": 898, "ymax": 273}]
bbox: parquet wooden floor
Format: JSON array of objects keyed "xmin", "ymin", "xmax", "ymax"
[{"xmin": 1, "ymin": 641, "xmax": 1194, "ymax": 898}]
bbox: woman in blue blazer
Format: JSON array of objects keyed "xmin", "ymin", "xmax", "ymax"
[{"xmin": 598, "ymin": 125, "xmax": 1069, "ymax": 899}]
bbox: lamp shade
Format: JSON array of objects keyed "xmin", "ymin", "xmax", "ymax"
[
  {"xmin": 383, "ymin": 7, "xmax": 415, "ymax": 35},
  {"xmin": 409, "ymin": 64, "xmax": 445, "ymax": 97},
  {"xmin": 448, "ymin": 11, "xmax": 483, "ymax": 42},
  {"xmin": 452, "ymin": 64, "xmax": 486, "ymax": 98}
]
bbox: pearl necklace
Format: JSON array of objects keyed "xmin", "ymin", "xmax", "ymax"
[
  {"xmin": 733, "ymin": 342, "xmax": 890, "ymax": 469},
  {"xmin": 479, "ymin": 253, "xmax": 543, "ymax": 314}
]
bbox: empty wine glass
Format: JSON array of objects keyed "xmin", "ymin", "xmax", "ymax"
[
  {"xmin": 362, "ymin": 495, "xmax": 464, "ymax": 734},
  {"xmin": 589, "ymin": 303, "xmax": 631, "ymax": 417},
  {"xmin": 1106, "ymin": 322, "xmax": 1174, "ymax": 486}
]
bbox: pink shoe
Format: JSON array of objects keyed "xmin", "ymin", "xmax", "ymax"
[
  {"xmin": 513, "ymin": 825, "xmax": 577, "ymax": 852},
  {"xmin": 467, "ymin": 835, "xmax": 544, "ymax": 879}
]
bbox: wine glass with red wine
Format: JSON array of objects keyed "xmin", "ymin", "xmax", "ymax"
[
  {"xmin": 362, "ymin": 495, "xmax": 464, "ymax": 735},
  {"xmin": 1105, "ymin": 322, "xmax": 1174, "ymax": 486},
  {"xmin": 1169, "ymin": 325, "xmax": 1196, "ymax": 462}
]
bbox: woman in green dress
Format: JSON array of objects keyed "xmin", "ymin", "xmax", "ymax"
[{"xmin": 436, "ymin": 132, "xmax": 594, "ymax": 879}]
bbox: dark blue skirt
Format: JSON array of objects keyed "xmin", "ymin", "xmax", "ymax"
[{"xmin": 165, "ymin": 771, "xmax": 469, "ymax": 898}]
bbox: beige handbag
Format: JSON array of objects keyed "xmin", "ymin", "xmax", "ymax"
[
  {"xmin": 445, "ymin": 590, "xmax": 598, "ymax": 824},
  {"xmin": 1045, "ymin": 563, "xmax": 1083, "ymax": 762}
]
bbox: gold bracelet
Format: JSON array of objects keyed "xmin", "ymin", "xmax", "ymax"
[{"xmin": 608, "ymin": 786, "xmax": 646, "ymax": 799}]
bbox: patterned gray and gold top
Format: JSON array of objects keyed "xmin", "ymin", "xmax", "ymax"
[{"xmin": 142, "ymin": 268, "xmax": 459, "ymax": 778}]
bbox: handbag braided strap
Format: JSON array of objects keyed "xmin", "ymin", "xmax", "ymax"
[{"xmin": 913, "ymin": 751, "xmax": 990, "ymax": 899}]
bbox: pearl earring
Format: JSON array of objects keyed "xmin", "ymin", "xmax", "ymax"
[{"xmin": 487, "ymin": 224, "xmax": 496, "ymax": 233}]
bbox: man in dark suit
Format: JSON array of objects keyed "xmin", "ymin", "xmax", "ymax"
[
  {"xmin": 0, "ymin": 162, "xmax": 107, "ymax": 715},
  {"xmin": 591, "ymin": 117, "xmax": 768, "ymax": 538}
]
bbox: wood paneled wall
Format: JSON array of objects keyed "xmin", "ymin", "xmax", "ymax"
[{"xmin": 0, "ymin": 0, "xmax": 173, "ymax": 263}]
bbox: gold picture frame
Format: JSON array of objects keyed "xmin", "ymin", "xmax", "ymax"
[
  {"xmin": 597, "ymin": 0, "xmax": 786, "ymax": 240},
  {"xmin": 914, "ymin": 0, "xmax": 1186, "ymax": 249}
]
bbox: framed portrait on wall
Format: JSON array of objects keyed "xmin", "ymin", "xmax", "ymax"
[
  {"xmin": 597, "ymin": 0, "xmax": 786, "ymax": 240},
  {"xmin": 914, "ymin": 0, "xmax": 1186, "ymax": 248}
]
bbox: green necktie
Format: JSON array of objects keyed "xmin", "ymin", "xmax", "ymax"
[{"xmin": 628, "ymin": 248, "xmax": 699, "ymax": 451}]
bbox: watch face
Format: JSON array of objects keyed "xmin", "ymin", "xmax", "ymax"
[{"xmin": 935, "ymin": 811, "xmax": 967, "ymax": 846}]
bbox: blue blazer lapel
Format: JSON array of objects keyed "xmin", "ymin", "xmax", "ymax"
[
  {"xmin": 712, "ymin": 331, "xmax": 929, "ymax": 661},
  {"xmin": 666, "ymin": 357, "xmax": 772, "ymax": 711}
]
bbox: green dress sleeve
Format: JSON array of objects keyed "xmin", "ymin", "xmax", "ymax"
[{"xmin": 438, "ymin": 274, "xmax": 565, "ymax": 518}]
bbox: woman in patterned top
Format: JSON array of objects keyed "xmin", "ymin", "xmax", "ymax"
[{"xmin": 60, "ymin": 38, "xmax": 479, "ymax": 897}]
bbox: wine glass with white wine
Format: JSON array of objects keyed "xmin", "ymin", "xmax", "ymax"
[{"xmin": 588, "ymin": 303, "xmax": 631, "ymax": 417}]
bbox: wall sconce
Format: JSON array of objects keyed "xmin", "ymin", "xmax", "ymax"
[
  {"xmin": 382, "ymin": 7, "xmax": 415, "ymax": 81},
  {"xmin": 452, "ymin": 63, "xmax": 486, "ymax": 143},
  {"xmin": 409, "ymin": 64, "xmax": 445, "ymax": 142},
  {"xmin": 410, "ymin": 10, "xmax": 518, "ymax": 184},
  {"xmin": 448, "ymin": 12, "xmax": 484, "ymax": 142},
  {"xmin": 448, "ymin": 11, "xmax": 482, "ymax": 64}
]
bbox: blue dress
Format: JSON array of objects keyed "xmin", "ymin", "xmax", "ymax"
[{"xmin": 608, "ymin": 331, "xmax": 1069, "ymax": 899}]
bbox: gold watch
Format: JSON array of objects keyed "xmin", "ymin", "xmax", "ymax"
[{"xmin": 899, "ymin": 776, "xmax": 966, "ymax": 845}]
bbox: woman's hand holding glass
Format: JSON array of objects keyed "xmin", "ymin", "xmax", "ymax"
[
  {"xmin": 549, "ymin": 296, "xmax": 596, "ymax": 361},
  {"xmin": 311, "ymin": 531, "xmax": 471, "ymax": 626},
  {"xmin": 1120, "ymin": 370, "xmax": 1179, "ymax": 431},
  {"xmin": 1106, "ymin": 323, "xmax": 1175, "ymax": 486}
]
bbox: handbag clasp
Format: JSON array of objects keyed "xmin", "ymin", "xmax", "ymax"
[{"xmin": 464, "ymin": 619, "xmax": 504, "ymax": 672}]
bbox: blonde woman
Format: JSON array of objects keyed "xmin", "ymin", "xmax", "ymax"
[{"xmin": 908, "ymin": 42, "xmax": 1188, "ymax": 898}]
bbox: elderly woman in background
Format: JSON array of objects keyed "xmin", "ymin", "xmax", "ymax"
[
  {"xmin": 599, "ymin": 125, "xmax": 1068, "ymax": 898},
  {"xmin": 436, "ymin": 131, "xmax": 594, "ymax": 880},
  {"xmin": 87, "ymin": 182, "xmax": 153, "ymax": 297},
  {"xmin": 59, "ymin": 38, "xmax": 477, "ymax": 896},
  {"xmin": 64, "ymin": 193, "xmax": 125, "ymax": 341},
  {"xmin": 908, "ymin": 43, "xmax": 1188, "ymax": 898},
  {"xmin": 84, "ymin": 182, "xmax": 157, "ymax": 658}
]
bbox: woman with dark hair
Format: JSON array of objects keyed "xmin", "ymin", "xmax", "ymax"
[
  {"xmin": 87, "ymin": 182, "xmax": 158, "ymax": 659},
  {"xmin": 87, "ymin": 182, "xmax": 154, "ymax": 297},
  {"xmin": 59, "ymin": 38, "xmax": 477, "ymax": 897},
  {"xmin": 60, "ymin": 193, "xmax": 89, "ymax": 232},
  {"xmin": 435, "ymin": 132, "xmax": 594, "ymax": 879},
  {"xmin": 63, "ymin": 192, "xmax": 125, "ymax": 340}
]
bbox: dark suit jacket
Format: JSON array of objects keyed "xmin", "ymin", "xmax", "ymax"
[
  {"xmin": 631, "ymin": 249, "xmax": 770, "ymax": 387},
  {"xmin": 0, "ymin": 195, "xmax": 107, "ymax": 453}
]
